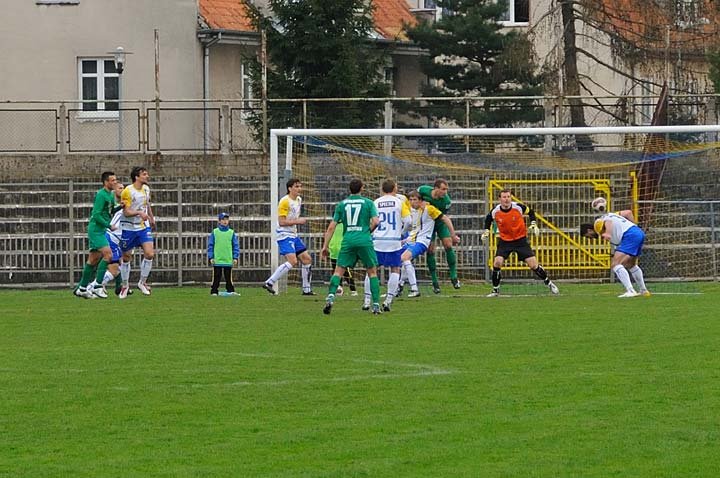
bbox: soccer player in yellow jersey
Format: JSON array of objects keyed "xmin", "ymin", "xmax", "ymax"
[
  {"xmin": 399, "ymin": 190, "xmax": 459, "ymax": 298},
  {"xmin": 118, "ymin": 166, "xmax": 156, "ymax": 297},
  {"xmin": 263, "ymin": 178, "xmax": 315, "ymax": 295}
]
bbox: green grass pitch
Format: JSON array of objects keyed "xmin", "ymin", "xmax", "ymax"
[{"xmin": 2, "ymin": 283, "xmax": 719, "ymax": 477}]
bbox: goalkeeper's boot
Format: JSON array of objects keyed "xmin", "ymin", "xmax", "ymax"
[
  {"xmin": 451, "ymin": 278, "xmax": 461, "ymax": 290},
  {"xmin": 618, "ymin": 290, "xmax": 640, "ymax": 298},
  {"xmin": 486, "ymin": 288, "xmax": 500, "ymax": 298},
  {"xmin": 432, "ymin": 282, "xmax": 441, "ymax": 294},
  {"xmin": 407, "ymin": 289, "xmax": 421, "ymax": 298},
  {"xmin": 350, "ymin": 290, "xmax": 359, "ymax": 297},
  {"xmin": 371, "ymin": 303, "xmax": 382, "ymax": 315},
  {"xmin": 262, "ymin": 282, "xmax": 277, "ymax": 296},
  {"xmin": 302, "ymin": 289, "xmax": 316, "ymax": 296},
  {"xmin": 548, "ymin": 281, "xmax": 559, "ymax": 295},
  {"xmin": 323, "ymin": 294, "xmax": 335, "ymax": 315}
]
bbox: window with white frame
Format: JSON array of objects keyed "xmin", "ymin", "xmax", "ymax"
[
  {"xmin": 500, "ymin": 0, "xmax": 529, "ymax": 25},
  {"xmin": 78, "ymin": 58, "xmax": 119, "ymax": 115}
]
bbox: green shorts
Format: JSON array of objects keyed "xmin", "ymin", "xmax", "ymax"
[
  {"xmin": 432, "ymin": 220, "xmax": 451, "ymax": 240},
  {"xmin": 337, "ymin": 244, "xmax": 378, "ymax": 269},
  {"xmin": 88, "ymin": 230, "xmax": 109, "ymax": 251}
]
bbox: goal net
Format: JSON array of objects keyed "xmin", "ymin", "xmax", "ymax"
[{"xmin": 269, "ymin": 126, "xmax": 720, "ymax": 290}]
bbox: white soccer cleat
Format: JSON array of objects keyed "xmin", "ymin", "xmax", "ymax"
[
  {"xmin": 350, "ymin": 290, "xmax": 358, "ymax": 297},
  {"xmin": 74, "ymin": 287, "xmax": 95, "ymax": 299},
  {"xmin": 640, "ymin": 290, "xmax": 652, "ymax": 297},
  {"xmin": 407, "ymin": 290, "xmax": 421, "ymax": 298},
  {"xmin": 92, "ymin": 286, "xmax": 108, "ymax": 299},
  {"xmin": 548, "ymin": 281, "xmax": 559, "ymax": 295},
  {"xmin": 118, "ymin": 285, "xmax": 130, "ymax": 299},
  {"xmin": 486, "ymin": 290, "xmax": 500, "ymax": 297},
  {"xmin": 137, "ymin": 281, "xmax": 152, "ymax": 296},
  {"xmin": 362, "ymin": 299, "xmax": 371, "ymax": 311},
  {"xmin": 618, "ymin": 290, "xmax": 639, "ymax": 298}
]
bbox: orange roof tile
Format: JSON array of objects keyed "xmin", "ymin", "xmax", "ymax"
[
  {"xmin": 199, "ymin": 0, "xmax": 255, "ymax": 32},
  {"xmin": 198, "ymin": 0, "xmax": 416, "ymax": 41},
  {"xmin": 373, "ymin": 0, "xmax": 417, "ymax": 41}
]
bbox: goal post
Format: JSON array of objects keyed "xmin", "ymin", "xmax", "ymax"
[{"xmin": 270, "ymin": 125, "xmax": 720, "ymax": 288}]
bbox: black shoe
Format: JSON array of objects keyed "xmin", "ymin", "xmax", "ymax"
[
  {"xmin": 302, "ymin": 290, "xmax": 316, "ymax": 296},
  {"xmin": 432, "ymin": 284, "xmax": 441, "ymax": 294},
  {"xmin": 323, "ymin": 300, "xmax": 333, "ymax": 315},
  {"xmin": 396, "ymin": 284, "xmax": 404, "ymax": 296},
  {"xmin": 262, "ymin": 282, "xmax": 277, "ymax": 296},
  {"xmin": 382, "ymin": 303, "xmax": 391, "ymax": 312},
  {"xmin": 451, "ymin": 278, "xmax": 461, "ymax": 289}
]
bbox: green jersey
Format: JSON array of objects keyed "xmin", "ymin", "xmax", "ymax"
[
  {"xmin": 418, "ymin": 185, "xmax": 451, "ymax": 214},
  {"xmin": 332, "ymin": 195, "xmax": 377, "ymax": 248},
  {"xmin": 88, "ymin": 187, "xmax": 116, "ymax": 234}
]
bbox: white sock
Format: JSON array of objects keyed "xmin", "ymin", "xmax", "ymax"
[
  {"xmin": 267, "ymin": 261, "xmax": 292, "ymax": 284},
  {"xmin": 403, "ymin": 260, "xmax": 418, "ymax": 291},
  {"xmin": 301, "ymin": 263, "xmax": 312, "ymax": 292},
  {"xmin": 613, "ymin": 264, "xmax": 635, "ymax": 293},
  {"xmin": 363, "ymin": 274, "xmax": 371, "ymax": 303},
  {"xmin": 102, "ymin": 271, "xmax": 114, "ymax": 286},
  {"xmin": 399, "ymin": 266, "xmax": 406, "ymax": 286},
  {"xmin": 120, "ymin": 261, "xmax": 131, "ymax": 285},
  {"xmin": 629, "ymin": 265, "xmax": 647, "ymax": 292},
  {"xmin": 140, "ymin": 258, "xmax": 153, "ymax": 282},
  {"xmin": 385, "ymin": 272, "xmax": 400, "ymax": 304}
]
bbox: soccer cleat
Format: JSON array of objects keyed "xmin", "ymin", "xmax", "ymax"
[
  {"xmin": 372, "ymin": 304, "xmax": 382, "ymax": 315},
  {"xmin": 302, "ymin": 290, "xmax": 317, "ymax": 296},
  {"xmin": 618, "ymin": 290, "xmax": 640, "ymax": 298},
  {"xmin": 407, "ymin": 290, "xmax": 421, "ymax": 298},
  {"xmin": 74, "ymin": 287, "xmax": 95, "ymax": 299},
  {"xmin": 451, "ymin": 278, "xmax": 461, "ymax": 289},
  {"xmin": 92, "ymin": 286, "xmax": 108, "ymax": 299},
  {"xmin": 396, "ymin": 284, "xmax": 404, "ymax": 296},
  {"xmin": 323, "ymin": 295, "xmax": 334, "ymax": 315},
  {"xmin": 432, "ymin": 284, "xmax": 441, "ymax": 294},
  {"xmin": 548, "ymin": 281, "xmax": 559, "ymax": 295},
  {"xmin": 640, "ymin": 290, "xmax": 652, "ymax": 297},
  {"xmin": 362, "ymin": 299, "xmax": 371, "ymax": 311},
  {"xmin": 382, "ymin": 302, "xmax": 391, "ymax": 312},
  {"xmin": 486, "ymin": 289, "xmax": 500, "ymax": 297},
  {"xmin": 350, "ymin": 290, "xmax": 359, "ymax": 297},
  {"xmin": 118, "ymin": 285, "xmax": 130, "ymax": 299},
  {"xmin": 262, "ymin": 282, "xmax": 277, "ymax": 296},
  {"xmin": 211, "ymin": 292, "xmax": 218, "ymax": 296},
  {"xmin": 137, "ymin": 281, "xmax": 152, "ymax": 296}
]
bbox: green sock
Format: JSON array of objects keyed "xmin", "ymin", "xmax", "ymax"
[
  {"xmin": 78, "ymin": 263, "xmax": 95, "ymax": 288},
  {"xmin": 427, "ymin": 254, "xmax": 439, "ymax": 286},
  {"xmin": 445, "ymin": 247, "xmax": 457, "ymax": 280},
  {"xmin": 369, "ymin": 276, "xmax": 381, "ymax": 304},
  {"xmin": 115, "ymin": 274, "xmax": 123, "ymax": 290},
  {"xmin": 95, "ymin": 259, "xmax": 108, "ymax": 284},
  {"xmin": 328, "ymin": 275, "xmax": 341, "ymax": 296}
]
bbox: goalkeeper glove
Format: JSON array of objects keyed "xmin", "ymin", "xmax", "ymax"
[
  {"xmin": 528, "ymin": 221, "xmax": 540, "ymax": 237},
  {"xmin": 480, "ymin": 229, "xmax": 490, "ymax": 244}
]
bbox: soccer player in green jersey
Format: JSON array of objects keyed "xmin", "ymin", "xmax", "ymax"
[
  {"xmin": 320, "ymin": 178, "xmax": 381, "ymax": 315},
  {"xmin": 418, "ymin": 178, "xmax": 461, "ymax": 293},
  {"xmin": 74, "ymin": 171, "xmax": 118, "ymax": 299}
]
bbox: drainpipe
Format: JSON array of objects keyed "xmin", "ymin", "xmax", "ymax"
[{"xmin": 203, "ymin": 33, "xmax": 221, "ymax": 153}]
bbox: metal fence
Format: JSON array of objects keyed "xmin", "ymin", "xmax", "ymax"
[
  {"xmin": 1, "ymin": 94, "xmax": 718, "ymax": 154},
  {"xmin": 0, "ymin": 180, "xmax": 717, "ymax": 288}
]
